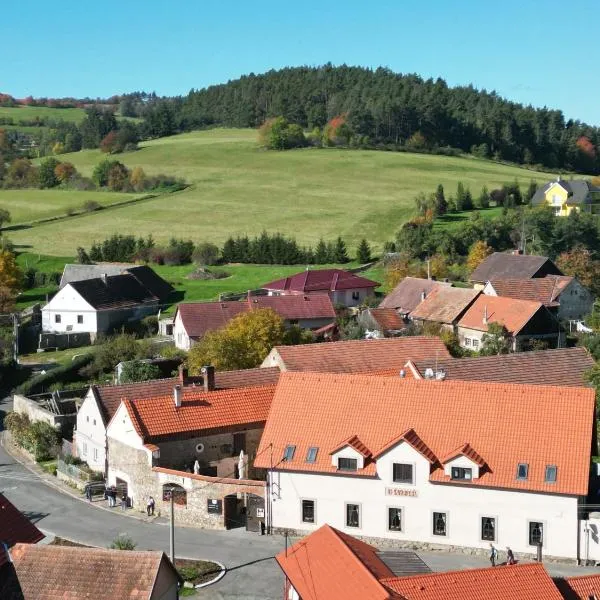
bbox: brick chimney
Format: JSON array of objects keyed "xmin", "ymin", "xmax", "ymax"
[
  {"xmin": 201, "ymin": 365, "xmax": 215, "ymax": 392},
  {"xmin": 178, "ymin": 364, "xmax": 188, "ymax": 386},
  {"xmin": 173, "ymin": 385, "xmax": 182, "ymax": 408}
]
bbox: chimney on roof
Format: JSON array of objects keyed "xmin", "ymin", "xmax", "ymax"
[
  {"xmin": 201, "ymin": 365, "xmax": 215, "ymax": 392},
  {"xmin": 173, "ymin": 385, "xmax": 182, "ymax": 408},
  {"xmin": 178, "ymin": 364, "xmax": 188, "ymax": 386},
  {"xmin": 483, "ymin": 304, "xmax": 488, "ymax": 326}
]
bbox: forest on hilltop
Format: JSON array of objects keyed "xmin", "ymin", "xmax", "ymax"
[{"xmin": 173, "ymin": 64, "xmax": 598, "ymax": 173}]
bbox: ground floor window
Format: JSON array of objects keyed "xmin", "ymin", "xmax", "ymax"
[
  {"xmin": 302, "ymin": 500, "xmax": 315, "ymax": 523},
  {"xmin": 472, "ymin": 338, "xmax": 480, "ymax": 349},
  {"xmin": 346, "ymin": 503, "xmax": 360, "ymax": 528},
  {"xmin": 529, "ymin": 521, "xmax": 543, "ymax": 546},
  {"xmin": 388, "ymin": 507, "xmax": 402, "ymax": 531},
  {"xmin": 481, "ymin": 517, "xmax": 496, "ymax": 541},
  {"xmin": 433, "ymin": 512, "xmax": 447, "ymax": 536},
  {"xmin": 163, "ymin": 483, "xmax": 187, "ymax": 506}
]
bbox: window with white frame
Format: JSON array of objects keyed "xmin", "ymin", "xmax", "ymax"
[
  {"xmin": 388, "ymin": 507, "xmax": 402, "ymax": 531},
  {"xmin": 465, "ymin": 337, "xmax": 472, "ymax": 346},
  {"xmin": 481, "ymin": 516, "xmax": 496, "ymax": 541},
  {"xmin": 393, "ymin": 463, "xmax": 414, "ymax": 484},
  {"xmin": 77, "ymin": 315, "xmax": 83, "ymax": 324},
  {"xmin": 516, "ymin": 463, "xmax": 528, "ymax": 480},
  {"xmin": 345, "ymin": 503, "xmax": 360, "ymax": 528},
  {"xmin": 432, "ymin": 512, "xmax": 447, "ymax": 536},
  {"xmin": 338, "ymin": 457, "xmax": 358, "ymax": 471},
  {"xmin": 472, "ymin": 338, "xmax": 480, "ymax": 349},
  {"xmin": 55, "ymin": 314, "xmax": 61, "ymax": 323},
  {"xmin": 451, "ymin": 466, "xmax": 472, "ymax": 480},
  {"xmin": 301, "ymin": 499, "xmax": 315, "ymax": 523}
]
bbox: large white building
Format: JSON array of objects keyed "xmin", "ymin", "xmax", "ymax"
[{"xmin": 255, "ymin": 372, "xmax": 596, "ymax": 561}]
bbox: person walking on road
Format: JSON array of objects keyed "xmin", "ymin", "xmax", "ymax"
[
  {"xmin": 506, "ymin": 547, "xmax": 516, "ymax": 565},
  {"xmin": 85, "ymin": 483, "xmax": 92, "ymax": 502},
  {"xmin": 120, "ymin": 493, "xmax": 128, "ymax": 511},
  {"xmin": 489, "ymin": 543, "xmax": 497, "ymax": 567},
  {"xmin": 146, "ymin": 496, "xmax": 155, "ymax": 516}
]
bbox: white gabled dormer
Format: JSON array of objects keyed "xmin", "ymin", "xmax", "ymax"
[
  {"xmin": 106, "ymin": 400, "xmax": 145, "ymax": 451},
  {"xmin": 441, "ymin": 443, "xmax": 486, "ymax": 481},
  {"xmin": 329, "ymin": 435, "xmax": 371, "ymax": 471}
]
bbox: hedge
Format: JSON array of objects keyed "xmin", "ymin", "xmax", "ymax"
[{"xmin": 16, "ymin": 354, "xmax": 93, "ymax": 395}]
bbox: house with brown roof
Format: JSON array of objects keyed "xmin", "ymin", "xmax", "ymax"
[
  {"xmin": 75, "ymin": 365, "xmax": 280, "ymax": 473},
  {"xmin": 409, "ymin": 286, "xmax": 480, "ymax": 332},
  {"xmin": 277, "ymin": 524, "xmax": 567, "ymax": 600},
  {"xmin": 407, "ymin": 347, "xmax": 595, "ymax": 387},
  {"xmin": 0, "ymin": 544, "xmax": 182, "ymax": 600},
  {"xmin": 379, "ymin": 277, "xmax": 449, "ymax": 316},
  {"xmin": 457, "ymin": 294, "xmax": 563, "ymax": 352},
  {"xmin": 357, "ymin": 307, "xmax": 407, "ymax": 337},
  {"xmin": 173, "ymin": 294, "xmax": 336, "ymax": 350},
  {"xmin": 261, "ymin": 337, "xmax": 450, "ymax": 372},
  {"xmin": 256, "ymin": 372, "xmax": 596, "ymax": 560},
  {"xmin": 104, "ymin": 366, "xmax": 276, "ymax": 529},
  {"xmin": 483, "ymin": 276, "xmax": 593, "ymax": 322},
  {"xmin": 469, "ymin": 252, "xmax": 563, "ymax": 289},
  {"xmin": 261, "ymin": 268, "xmax": 379, "ymax": 307}
]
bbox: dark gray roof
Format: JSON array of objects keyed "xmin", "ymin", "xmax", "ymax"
[
  {"xmin": 70, "ymin": 274, "xmax": 158, "ymax": 310},
  {"xmin": 376, "ymin": 551, "xmax": 432, "ymax": 577},
  {"xmin": 470, "ymin": 252, "xmax": 562, "ymax": 283},
  {"xmin": 60, "ymin": 263, "xmax": 134, "ymax": 288},
  {"xmin": 531, "ymin": 178, "xmax": 600, "ymax": 206},
  {"xmin": 125, "ymin": 266, "xmax": 173, "ymax": 300}
]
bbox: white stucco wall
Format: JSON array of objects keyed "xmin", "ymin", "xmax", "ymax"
[
  {"xmin": 75, "ymin": 389, "xmax": 107, "ymax": 473},
  {"xmin": 173, "ymin": 311, "xmax": 192, "ymax": 351},
  {"xmin": 42, "ymin": 285, "xmax": 98, "ymax": 333},
  {"xmin": 558, "ymin": 280, "xmax": 594, "ymax": 322},
  {"xmin": 106, "ymin": 402, "xmax": 146, "ymax": 451},
  {"xmin": 269, "ymin": 442, "xmax": 580, "ymax": 559}
]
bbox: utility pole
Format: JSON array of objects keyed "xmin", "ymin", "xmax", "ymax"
[{"xmin": 169, "ymin": 487, "xmax": 175, "ymax": 565}]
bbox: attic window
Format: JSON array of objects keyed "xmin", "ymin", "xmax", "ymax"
[
  {"xmin": 306, "ymin": 447, "xmax": 318, "ymax": 463},
  {"xmin": 283, "ymin": 445, "xmax": 296, "ymax": 461},
  {"xmin": 516, "ymin": 463, "xmax": 529, "ymax": 480},
  {"xmin": 545, "ymin": 465, "xmax": 557, "ymax": 483},
  {"xmin": 451, "ymin": 467, "xmax": 472, "ymax": 480},
  {"xmin": 338, "ymin": 457, "xmax": 358, "ymax": 471}
]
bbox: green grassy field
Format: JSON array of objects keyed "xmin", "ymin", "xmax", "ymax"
[
  {"xmin": 1, "ymin": 128, "xmax": 555, "ymax": 256},
  {"xmin": 0, "ymin": 105, "xmax": 85, "ymax": 123},
  {"xmin": 433, "ymin": 206, "xmax": 505, "ymax": 230}
]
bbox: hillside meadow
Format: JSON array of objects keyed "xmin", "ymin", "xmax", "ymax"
[
  {"xmin": 0, "ymin": 105, "xmax": 86, "ymax": 123},
  {"xmin": 1, "ymin": 128, "xmax": 556, "ymax": 256}
]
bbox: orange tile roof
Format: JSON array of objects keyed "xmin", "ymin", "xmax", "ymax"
[
  {"xmin": 560, "ymin": 573, "xmax": 600, "ymax": 599},
  {"xmin": 255, "ymin": 373, "xmax": 595, "ymax": 495},
  {"xmin": 8, "ymin": 543, "xmax": 181, "ymax": 599},
  {"xmin": 382, "ymin": 563, "xmax": 564, "ymax": 600},
  {"xmin": 331, "ymin": 434, "xmax": 372, "ymax": 458},
  {"xmin": 457, "ymin": 294, "xmax": 545, "ymax": 334},
  {"xmin": 267, "ymin": 337, "xmax": 451, "ymax": 373},
  {"xmin": 441, "ymin": 442, "xmax": 486, "ymax": 467},
  {"xmin": 119, "ymin": 384, "xmax": 276, "ymax": 442},
  {"xmin": 276, "ymin": 524, "xmax": 398, "ymax": 600},
  {"xmin": 373, "ymin": 428, "xmax": 437, "ymax": 463},
  {"xmin": 410, "ymin": 287, "xmax": 480, "ymax": 324},
  {"xmin": 0, "ymin": 494, "xmax": 44, "ymax": 568},
  {"xmin": 367, "ymin": 308, "xmax": 407, "ymax": 332},
  {"xmin": 488, "ymin": 276, "xmax": 573, "ymax": 305}
]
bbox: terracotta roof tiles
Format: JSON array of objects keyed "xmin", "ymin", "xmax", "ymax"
[
  {"xmin": 0, "ymin": 494, "xmax": 44, "ymax": 568},
  {"xmin": 488, "ymin": 276, "xmax": 572, "ymax": 305},
  {"xmin": 255, "ymin": 373, "xmax": 595, "ymax": 495},
  {"xmin": 366, "ymin": 308, "xmax": 407, "ymax": 332},
  {"xmin": 410, "ymin": 287, "xmax": 480, "ymax": 324},
  {"xmin": 560, "ymin": 573, "xmax": 600, "ymax": 599},
  {"xmin": 380, "ymin": 277, "xmax": 449, "ymax": 313},
  {"xmin": 442, "ymin": 442, "xmax": 486, "ymax": 467},
  {"xmin": 262, "ymin": 268, "xmax": 379, "ymax": 293}
]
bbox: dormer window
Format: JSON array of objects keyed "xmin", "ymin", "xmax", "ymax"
[
  {"xmin": 451, "ymin": 467, "xmax": 472, "ymax": 480},
  {"xmin": 545, "ymin": 465, "xmax": 557, "ymax": 483},
  {"xmin": 283, "ymin": 445, "xmax": 296, "ymax": 461},
  {"xmin": 306, "ymin": 447, "xmax": 318, "ymax": 463},
  {"xmin": 516, "ymin": 463, "xmax": 528, "ymax": 480},
  {"xmin": 338, "ymin": 457, "xmax": 358, "ymax": 471}
]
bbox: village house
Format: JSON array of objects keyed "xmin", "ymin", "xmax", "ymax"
[
  {"xmin": 172, "ymin": 294, "xmax": 336, "ymax": 350},
  {"xmin": 261, "ymin": 268, "xmax": 379, "ymax": 307},
  {"xmin": 379, "ymin": 277, "xmax": 449, "ymax": 317},
  {"xmin": 406, "ymin": 346, "xmax": 594, "ymax": 387},
  {"xmin": 2, "ymin": 545, "xmax": 181, "ymax": 600},
  {"xmin": 256, "ymin": 372, "xmax": 596, "ymax": 562},
  {"xmin": 277, "ymin": 524, "xmax": 567, "ymax": 600},
  {"xmin": 105, "ymin": 369, "xmax": 277, "ymax": 529},
  {"xmin": 261, "ymin": 336, "xmax": 450, "ymax": 373},
  {"xmin": 42, "ymin": 266, "xmax": 172, "ymax": 338},
  {"xmin": 409, "ymin": 286, "xmax": 480, "ymax": 332},
  {"xmin": 483, "ymin": 276, "xmax": 593, "ymax": 322},
  {"xmin": 530, "ymin": 176, "xmax": 600, "ymax": 216},
  {"xmin": 75, "ymin": 365, "xmax": 280, "ymax": 473},
  {"xmin": 470, "ymin": 252, "xmax": 563, "ymax": 289},
  {"xmin": 456, "ymin": 294, "xmax": 563, "ymax": 352},
  {"xmin": 358, "ymin": 307, "xmax": 407, "ymax": 338}
]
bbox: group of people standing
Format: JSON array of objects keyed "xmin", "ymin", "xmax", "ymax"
[{"xmin": 489, "ymin": 544, "xmax": 516, "ymax": 567}]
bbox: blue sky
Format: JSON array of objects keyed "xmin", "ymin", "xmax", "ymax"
[{"xmin": 2, "ymin": 0, "xmax": 598, "ymax": 124}]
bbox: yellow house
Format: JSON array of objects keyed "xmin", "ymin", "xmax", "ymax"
[{"xmin": 531, "ymin": 176, "xmax": 600, "ymax": 216}]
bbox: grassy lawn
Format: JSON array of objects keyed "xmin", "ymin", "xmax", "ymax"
[
  {"xmin": 19, "ymin": 345, "xmax": 96, "ymax": 366},
  {"xmin": 0, "ymin": 105, "xmax": 85, "ymax": 123},
  {"xmin": 2, "ymin": 128, "xmax": 555, "ymax": 255},
  {"xmin": 433, "ymin": 206, "xmax": 505, "ymax": 230},
  {"xmin": 0, "ymin": 189, "xmax": 145, "ymax": 226}
]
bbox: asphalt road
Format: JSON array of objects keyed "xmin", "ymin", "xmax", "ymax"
[{"xmin": 1, "ymin": 391, "xmax": 598, "ymax": 598}]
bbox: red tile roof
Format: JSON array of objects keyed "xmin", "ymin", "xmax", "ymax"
[
  {"xmin": 119, "ymin": 384, "xmax": 276, "ymax": 442},
  {"xmin": 382, "ymin": 563, "xmax": 564, "ymax": 600},
  {"xmin": 487, "ymin": 276, "xmax": 573, "ymax": 305},
  {"xmin": 175, "ymin": 301, "xmax": 248, "ymax": 339},
  {"xmin": 93, "ymin": 367, "xmax": 281, "ymax": 422},
  {"xmin": 0, "ymin": 494, "xmax": 44, "ymax": 568},
  {"xmin": 255, "ymin": 373, "xmax": 595, "ymax": 495},
  {"xmin": 265, "ymin": 337, "xmax": 451, "ymax": 373},
  {"xmin": 8, "ymin": 544, "xmax": 181, "ymax": 599},
  {"xmin": 262, "ymin": 269, "xmax": 379, "ymax": 293},
  {"xmin": 373, "ymin": 428, "xmax": 437, "ymax": 463},
  {"xmin": 380, "ymin": 277, "xmax": 448, "ymax": 313},
  {"xmin": 249, "ymin": 294, "xmax": 336, "ymax": 320},
  {"xmin": 366, "ymin": 308, "xmax": 407, "ymax": 332},
  {"xmin": 276, "ymin": 524, "xmax": 398, "ymax": 600},
  {"xmin": 411, "ymin": 347, "xmax": 594, "ymax": 387},
  {"xmin": 410, "ymin": 287, "xmax": 480, "ymax": 324},
  {"xmin": 331, "ymin": 434, "xmax": 372, "ymax": 458},
  {"xmin": 560, "ymin": 573, "xmax": 600, "ymax": 599},
  {"xmin": 458, "ymin": 295, "xmax": 546, "ymax": 334},
  {"xmin": 441, "ymin": 442, "xmax": 486, "ymax": 467}
]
